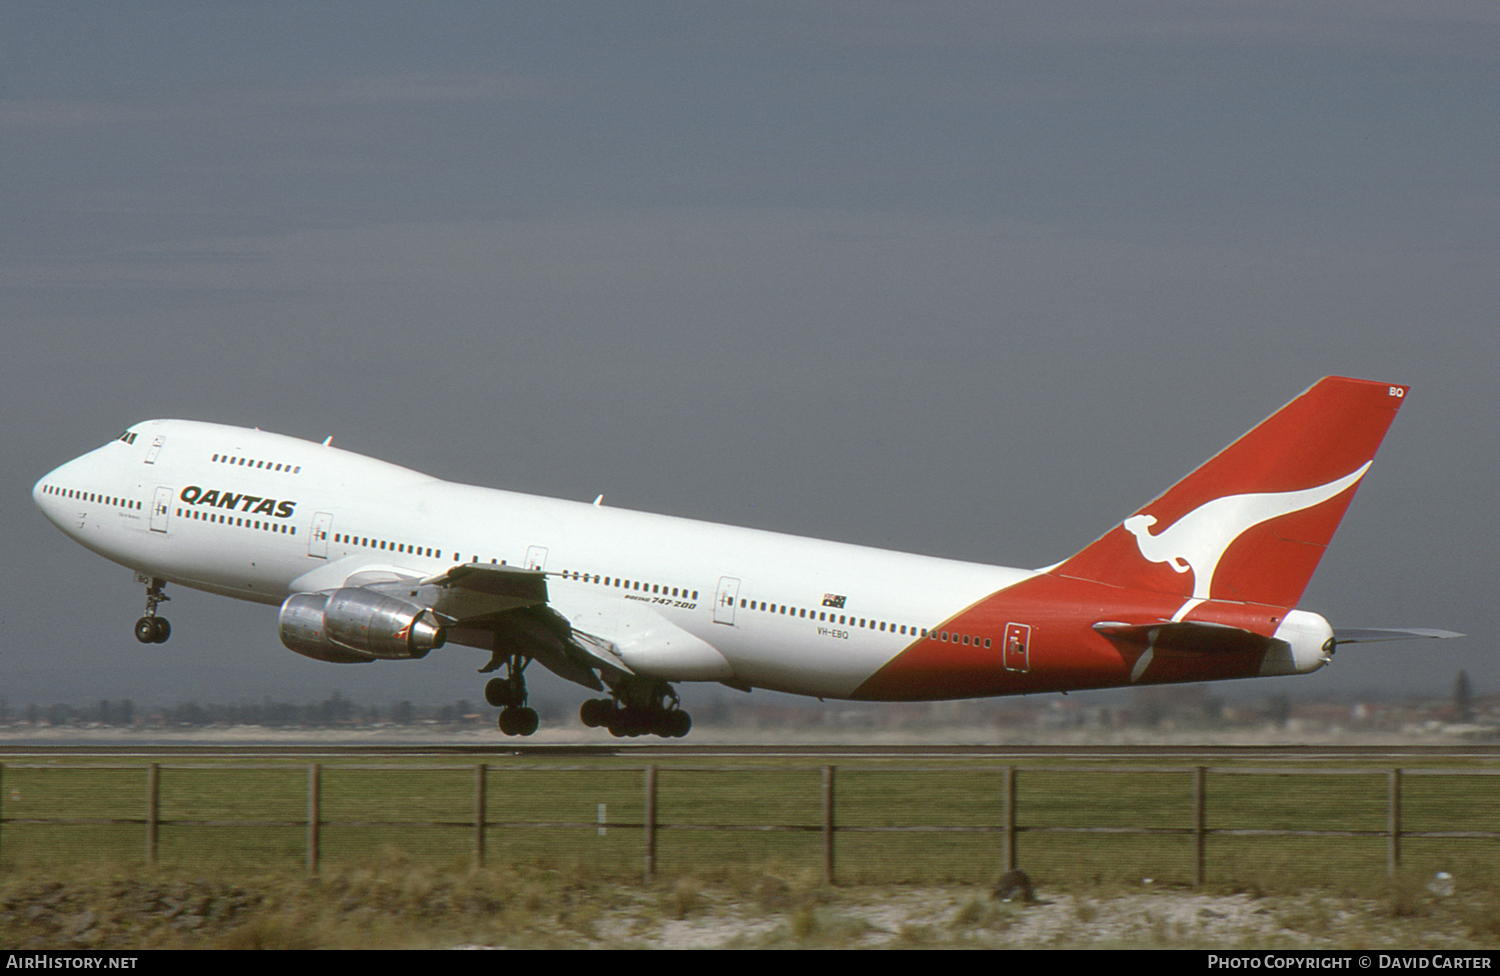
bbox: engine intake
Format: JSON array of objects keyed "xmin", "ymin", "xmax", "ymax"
[{"xmin": 279, "ymin": 588, "xmax": 446, "ymax": 664}]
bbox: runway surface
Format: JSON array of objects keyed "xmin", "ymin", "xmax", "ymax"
[{"xmin": 3, "ymin": 741, "xmax": 1498, "ymax": 760}]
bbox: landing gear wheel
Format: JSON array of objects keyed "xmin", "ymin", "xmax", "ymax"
[
  {"xmin": 135, "ymin": 577, "xmax": 172, "ymax": 644},
  {"xmin": 595, "ymin": 681, "xmax": 693, "ymax": 738},
  {"xmin": 485, "ymin": 677, "xmax": 520, "ymax": 708},
  {"xmin": 498, "ymin": 706, "xmax": 539, "ymax": 736},
  {"xmin": 481, "ymin": 652, "xmax": 533, "ymax": 732},
  {"xmin": 579, "ymin": 698, "xmax": 611, "ymax": 728}
]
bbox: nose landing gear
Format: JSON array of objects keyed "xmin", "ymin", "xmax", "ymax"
[{"xmin": 134, "ymin": 577, "xmax": 171, "ymax": 644}]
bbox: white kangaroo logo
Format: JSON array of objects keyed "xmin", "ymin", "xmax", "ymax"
[{"xmin": 1123, "ymin": 462, "xmax": 1370, "ymax": 603}]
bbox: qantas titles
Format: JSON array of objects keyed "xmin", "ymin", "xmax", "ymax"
[{"xmin": 178, "ymin": 485, "xmax": 296, "ymax": 519}]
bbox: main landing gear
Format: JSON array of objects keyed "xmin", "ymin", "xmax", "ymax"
[
  {"xmin": 579, "ymin": 681, "xmax": 692, "ymax": 738},
  {"xmin": 479, "ymin": 651, "xmax": 692, "ymax": 739},
  {"xmin": 133, "ymin": 577, "xmax": 171, "ymax": 644},
  {"xmin": 482, "ymin": 652, "xmax": 539, "ymax": 736}
]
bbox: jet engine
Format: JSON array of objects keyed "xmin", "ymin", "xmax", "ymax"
[{"xmin": 279, "ymin": 588, "xmax": 446, "ymax": 664}]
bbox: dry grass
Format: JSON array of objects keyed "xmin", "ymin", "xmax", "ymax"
[{"xmin": 4, "ymin": 856, "xmax": 1498, "ymax": 949}]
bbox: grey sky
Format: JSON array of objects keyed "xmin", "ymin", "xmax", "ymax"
[{"xmin": 5, "ymin": 3, "xmax": 1495, "ymax": 712}]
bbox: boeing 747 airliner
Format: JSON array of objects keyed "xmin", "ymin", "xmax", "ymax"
[{"xmin": 32, "ymin": 376, "xmax": 1455, "ymax": 737}]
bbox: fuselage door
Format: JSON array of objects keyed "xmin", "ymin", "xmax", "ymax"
[
  {"xmin": 149, "ymin": 486, "xmax": 173, "ymax": 533},
  {"xmin": 144, "ymin": 436, "xmax": 164, "ymax": 464},
  {"xmin": 1004, "ymin": 622, "xmax": 1032, "ymax": 672},
  {"xmin": 309, "ymin": 512, "xmax": 333, "ymax": 558},
  {"xmin": 525, "ymin": 546, "xmax": 548, "ymax": 571},
  {"xmin": 713, "ymin": 576, "xmax": 741, "ymax": 625}
]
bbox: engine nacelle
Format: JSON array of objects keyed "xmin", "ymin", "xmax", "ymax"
[{"xmin": 279, "ymin": 588, "xmax": 446, "ymax": 664}]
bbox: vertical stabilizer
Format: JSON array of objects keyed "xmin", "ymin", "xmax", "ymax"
[{"xmin": 1053, "ymin": 377, "xmax": 1407, "ymax": 610}]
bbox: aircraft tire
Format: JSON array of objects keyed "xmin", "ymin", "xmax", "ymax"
[
  {"xmin": 151, "ymin": 618, "xmax": 171, "ymax": 643},
  {"xmin": 134, "ymin": 618, "xmax": 157, "ymax": 644},
  {"xmin": 579, "ymin": 698, "xmax": 610, "ymax": 728},
  {"xmin": 498, "ymin": 706, "xmax": 539, "ymax": 736},
  {"xmin": 484, "ymin": 678, "xmax": 515, "ymax": 708}
]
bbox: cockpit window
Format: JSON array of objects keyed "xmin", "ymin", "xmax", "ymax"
[{"xmin": 116, "ymin": 431, "xmax": 138, "ymax": 445}]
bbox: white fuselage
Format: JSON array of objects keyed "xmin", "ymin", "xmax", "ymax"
[{"xmin": 33, "ymin": 419, "xmax": 1031, "ymax": 698}]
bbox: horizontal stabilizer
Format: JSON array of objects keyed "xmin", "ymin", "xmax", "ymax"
[
  {"xmin": 1333, "ymin": 627, "xmax": 1465, "ymax": 644},
  {"xmin": 1094, "ymin": 620, "xmax": 1282, "ymax": 656}
]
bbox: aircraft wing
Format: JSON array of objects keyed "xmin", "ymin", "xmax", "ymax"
[
  {"xmin": 418, "ymin": 563, "xmax": 550, "ymax": 620},
  {"xmin": 289, "ymin": 562, "xmax": 632, "ymax": 689},
  {"xmin": 418, "ymin": 564, "xmax": 634, "ymax": 689},
  {"xmin": 288, "ymin": 560, "xmax": 731, "ymax": 692},
  {"xmin": 412, "ymin": 563, "xmax": 729, "ymax": 683}
]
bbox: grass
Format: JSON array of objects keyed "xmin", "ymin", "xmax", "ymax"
[
  {"xmin": 3, "ymin": 854, "xmax": 1499, "ymax": 949},
  {"xmin": 3, "ymin": 754, "xmax": 1498, "ymax": 891}
]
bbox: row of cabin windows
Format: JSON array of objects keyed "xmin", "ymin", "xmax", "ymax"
[
  {"xmin": 328, "ymin": 533, "xmax": 701, "ymax": 602},
  {"xmin": 212, "ymin": 452, "xmax": 301, "ymax": 474},
  {"xmin": 333, "ymin": 534, "xmax": 515, "ymax": 564},
  {"xmin": 335, "ymin": 533, "xmax": 438, "ymax": 558},
  {"xmin": 329, "ymin": 534, "xmax": 702, "ymax": 604},
  {"xmin": 178, "ymin": 507, "xmax": 296, "ymax": 534},
  {"xmin": 739, "ymin": 598, "xmax": 992, "ymax": 647},
  {"xmin": 39, "ymin": 485, "xmax": 142, "ymax": 510},
  {"xmin": 557, "ymin": 569, "xmax": 699, "ymax": 601}
]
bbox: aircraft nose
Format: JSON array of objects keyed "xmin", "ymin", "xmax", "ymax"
[
  {"xmin": 34, "ymin": 469, "xmax": 61, "ymax": 526},
  {"xmin": 33, "ymin": 459, "xmax": 80, "ymax": 527}
]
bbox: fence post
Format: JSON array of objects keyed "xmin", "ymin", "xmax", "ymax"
[
  {"xmin": 146, "ymin": 763, "xmax": 159, "ymax": 866},
  {"xmin": 1002, "ymin": 766, "xmax": 1016, "ymax": 872},
  {"xmin": 643, "ymin": 764, "xmax": 657, "ymax": 884},
  {"xmin": 1, "ymin": 762, "xmax": 5, "ymax": 864},
  {"xmin": 1193, "ymin": 766, "xmax": 1206, "ymax": 887},
  {"xmin": 474, "ymin": 763, "xmax": 487, "ymax": 868},
  {"xmin": 1387, "ymin": 767, "xmax": 1402, "ymax": 876},
  {"xmin": 822, "ymin": 766, "xmax": 836, "ymax": 885},
  {"xmin": 307, "ymin": 763, "xmax": 321, "ymax": 874}
]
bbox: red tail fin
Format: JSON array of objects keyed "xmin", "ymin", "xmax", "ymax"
[{"xmin": 1053, "ymin": 377, "xmax": 1407, "ymax": 609}]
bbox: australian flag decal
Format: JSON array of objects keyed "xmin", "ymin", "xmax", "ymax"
[{"xmin": 822, "ymin": 594, "xmax": 846, "ymax": 608}]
